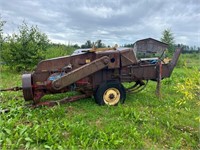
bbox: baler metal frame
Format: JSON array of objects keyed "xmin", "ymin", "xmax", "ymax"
[{"xmin": 1, "ymin": 38, "xmax": 182, "ymax": 108}]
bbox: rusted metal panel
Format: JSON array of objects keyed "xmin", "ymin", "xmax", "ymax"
[
  {"xmin": 96, "ymin": 50, "xmax": 120, "ymax": 69},
  {"xmin": 35, "ymin": 52, "xmax": 95, "ymax": 72},
  {"xmin": 52, "ymin": 56, "xmax": 110, "ymax": 90},
  {"xmin": 130, "ymin": 65, "xmax": 157, "ymax": 80},
  {"xmin": 32, "ymin": 52, "xmax": 96, "ymax": 84},
  {"xmin": 120, "ymin": 63, "xmax": 174, "ymax": 82},
  {"xmin": 120, "ymin": 49, "xmax": 137, "ymax": 67}
]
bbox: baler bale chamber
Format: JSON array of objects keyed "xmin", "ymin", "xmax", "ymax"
[{"xmin": 22, "ymin": 38, "xmax": 182, "ymax": 106}]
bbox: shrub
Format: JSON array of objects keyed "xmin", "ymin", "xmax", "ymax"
[{"xmin": 1, "ymin": 22, "xmax": 49, "ymax": 71}]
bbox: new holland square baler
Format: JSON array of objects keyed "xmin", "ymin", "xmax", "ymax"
[{"xmin": 20, "ymin": 38, "xmax": 182, "ymax": 107}]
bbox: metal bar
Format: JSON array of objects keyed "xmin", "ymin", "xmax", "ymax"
[
  {"xmin": 32, "ymin": 94, "xmax": 90, "ymax": 108},
  {"xmin": 156, "ymin": 61, "xmax": 162, "ymax": 98},
  {"xmin": 0, "ymin": 87, "xmax": 22, "ymax": 92}
]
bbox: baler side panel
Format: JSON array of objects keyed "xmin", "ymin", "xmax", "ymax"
[
  {"xmin": 96, "ymin": 50, "xmax": 120, "ymax": 69},
  {"xmin": 35, "ymin": 53, "xmax": 95, "ymax": 72},
  {"xmin": 120, "ymin": 64, "xmax": 170, "ymax": 82},
  {"xmin": 32, "ymin": 53, "xmax": 95, "ymax": 83},
  {"xmin": 120, "ymin": 49, "xmax": 138, "ymax": 67},
  {"xmin": 52, "ymin": 56, "xmax": 110, "ymax": 90}
]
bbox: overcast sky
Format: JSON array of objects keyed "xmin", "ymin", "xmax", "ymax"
[{"xmin": 0, "ymin": 0, "xmax": 199, "ymax": 46}]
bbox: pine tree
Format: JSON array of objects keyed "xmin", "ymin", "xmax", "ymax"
[{"xmin": 161, "ymin": 29, "xmax": 175, "ymax": 53}]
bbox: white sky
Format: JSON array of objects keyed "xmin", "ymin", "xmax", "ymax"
[{"xmin": 0, "ymin": 0, "xmax": 199, "ymax": 46}]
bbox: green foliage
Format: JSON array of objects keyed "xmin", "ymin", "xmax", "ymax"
[
  {"xmin": 0, "ymin": 18, "xmax": 5, "ymax": 40},
  {"xmin": 177, "ymin": 44, "xmax": 200, "ymax": 53},
  {"xmin": 96, "ymin": 40, "xmax": 106, "ymax": 48},
  {"xmin": 81, "ymin": 40, "xmax": 106, "ymax": 48},
  {"xmin": 1, "ymin": 22, "xmax": 49, "ymax": 71},
  {"xmin": 161, "ymin": 29, "xmax": 175, "ymax": 54},
  {"xmin": 81, "ymin": 40, "xmax": 92, "ymax": 48},
  {"xmin": 0, "ymin": 17, "xmax": 6, "ymax": 56},
  {"xmin": 45, "ymin": 43, "xmax": 75, "ymax": 59},
  {"xmin": 176, "ymin": 53, "xmax": 200, "ymax": 68},
  {"xmin": 0, "ymin": 54, "xmax": 199, "ymax": 149},
  {"xmin": 174, "ymin": 67, "xmax": 199, "ymax": 106}
]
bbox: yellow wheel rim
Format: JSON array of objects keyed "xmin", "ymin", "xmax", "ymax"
[{"xmin": 103, "ymin": 88, "xmax": 120, "ymax": 105}]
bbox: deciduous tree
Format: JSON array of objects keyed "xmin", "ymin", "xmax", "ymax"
[{"xmin": 1, "ymin": 21, "xmax": 49, "ymax": 71}]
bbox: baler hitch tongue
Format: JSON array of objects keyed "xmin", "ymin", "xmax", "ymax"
[
  {"xmin": 0, "ymin": 86, "xmax": 22, "ymax": 92},
  {"xmin": 0, "ymin": 86, "xmax": 22, "ymax": 114}
]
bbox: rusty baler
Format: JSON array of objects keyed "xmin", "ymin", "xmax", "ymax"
[{"xmin": 21, "ymin": 38, "xmax": 182, "ymax": 107}]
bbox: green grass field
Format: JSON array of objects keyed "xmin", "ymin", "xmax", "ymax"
[{"xmin": 0, "ymin": 54, "xmax": 199, "ymax": 149}]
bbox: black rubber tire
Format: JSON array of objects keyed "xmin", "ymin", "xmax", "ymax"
[{"xmin": 94, "ymin": 81, "xmax": 126, "ymax": 106}]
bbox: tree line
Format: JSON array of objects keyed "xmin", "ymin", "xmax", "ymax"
[{"xmin": 124, "ymin": 29, "xmax": 200, "ymax": 53}]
